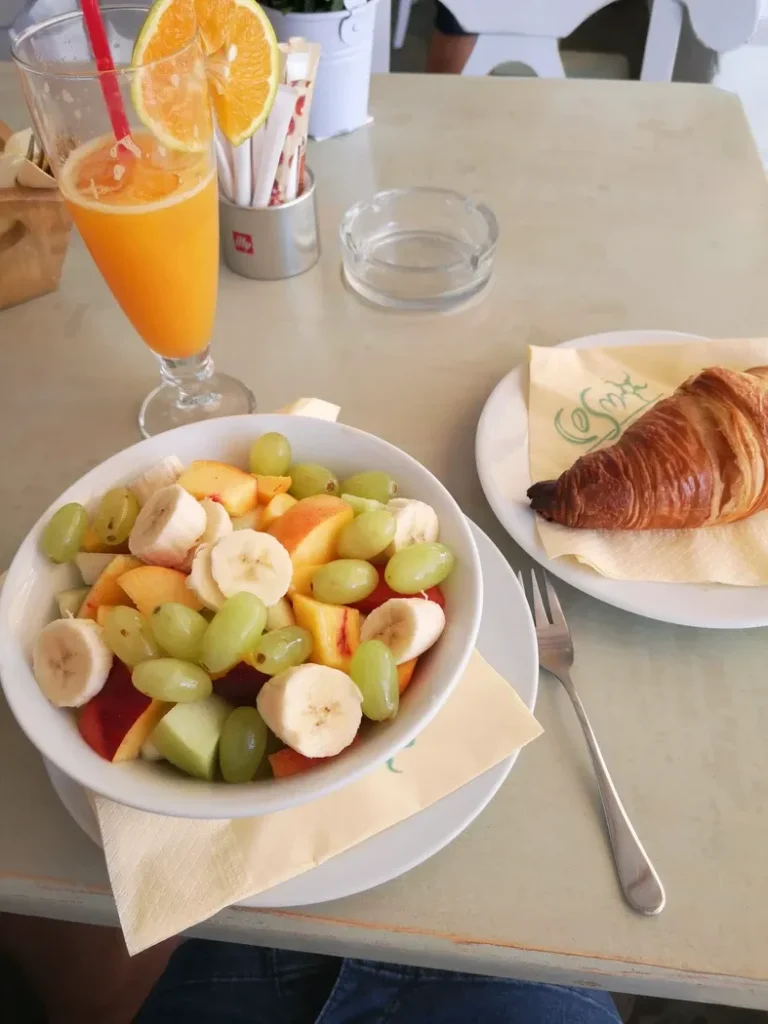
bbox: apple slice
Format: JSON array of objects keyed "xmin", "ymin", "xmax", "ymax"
[
  {"xmin": 292, "ymin": 593, "xmax": 360, "ymax": 672},
  {"xmin": 268, "ymin": 495, "xmax": 353, "ymax": 566},
  {"xmin": 117, "ymin": 565, "xmax": 203, "ymax": 617},
  {"xmin": 75, "ymin": 552, "xmax": 116, "ymax": 586},
  {"xmin": 56, "ymin": 587, "xmax": 90, "ymax": 618},
  {"xmin": 78, "ymin": 661, "xmax": 171, "ymax": 762},
  {"xmin": 151, "ymin": 695, "xmax": 231, "ymax": 780},
  {"xmin": 77, "ymin": 555, "xmax": 142, "ymax": 620},
  {"xmin": 177, "ymin": 460, "xmax": 259, "ymax": 517}
]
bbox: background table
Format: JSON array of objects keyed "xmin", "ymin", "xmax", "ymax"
[{"xmin": 3, "ymin": 68, "xmax": 768, "ymax": 1009}]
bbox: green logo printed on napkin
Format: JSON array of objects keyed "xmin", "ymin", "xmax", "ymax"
[
  {"xmin": 554, "ymin": 374, "xmax": 663, "ymax": 452},
  {"xmin": 386, "ymin": 740, "xmax": 416, "ymax": 774}
]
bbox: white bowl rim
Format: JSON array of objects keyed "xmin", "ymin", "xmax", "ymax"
[{"xmin": 0, "ymin": 414, "xmax": 482, "ymax": 818}]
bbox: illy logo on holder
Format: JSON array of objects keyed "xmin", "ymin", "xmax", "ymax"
[{"xmin": 233, "ymin": 231, "xmax": 254, "ymax": 255}]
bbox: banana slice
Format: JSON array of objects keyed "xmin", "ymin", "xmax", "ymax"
[
  {"xmin": 265, "ymin": 596, "xmax": 296, "ymax": 631},
  {"xmin": 33, "ymin": 618, "xmax": 113, "ymax": 707},
  {"xmin": 187, "ymin": 543, "xmax": 227, "ymax": 612},
  {"xmin": 257, "ymin": 663, "xmax": 362, "ymax": 758},
  {"xmin": 199, "ymin": 499, "xmax": 233, "ymax": 546},
  {"xmin": 129, "ymin": 484, "xmax": 206, "ymax": 569},
  {"xmin": 384, "ymin": 498, "xmax": 440, "ymax": 556},
  {"xmin": 180, "ymin": 499, "xmax": 233, "ymax": 571},
  {"xmin": 129, "ymin": 456, "xmax": 184, "ymax": 506},
  {"xmin": 360, "ymin": 597, "xmax": 445, "ymax": 664},
  {"xmin": 210, "ymin": 530, "xmax": 292, "ymax": 607}
]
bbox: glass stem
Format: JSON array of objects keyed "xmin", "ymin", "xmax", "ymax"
[{"xmin": 157, "ymin": 347, "xmax": 220, "ymax": 410}]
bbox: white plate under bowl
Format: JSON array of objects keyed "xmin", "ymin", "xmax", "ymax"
[
  {"xmin": 45, "ymin": 519, "xmax": 537, "ymax": 909},
  {"xmin": 475, "ymin": 329, "xmax": 768, "ymax": 630},
  {"xmin": 0, "ymin": 414, "xmax": 482, "ymax": 819}
]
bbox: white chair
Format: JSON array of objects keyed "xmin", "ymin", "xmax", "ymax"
[
  {"xmin": 640, "ymin": 0, "xmax": 762, "ymax": 81},
  {"xmin": 394, "ymin": 0, "xmax": 626, "ymax": 78}
]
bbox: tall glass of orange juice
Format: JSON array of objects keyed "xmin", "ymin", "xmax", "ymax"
[{"xmin": 12, "ymin": 4, "xmax": 255, "ymax": 437}]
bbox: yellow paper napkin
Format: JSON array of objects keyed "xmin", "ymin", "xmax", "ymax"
[
  {"xmin": 94, "ymin": 651, "xmax": 541, "ymax": 955},
  {"xmin": 528, "ymin": 337, "xmax": 768, "ymax": 584}
]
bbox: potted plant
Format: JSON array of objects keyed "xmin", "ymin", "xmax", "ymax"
[{"xmin": 264, "ymin": 0, "xmax": 379, "ymax": 140}]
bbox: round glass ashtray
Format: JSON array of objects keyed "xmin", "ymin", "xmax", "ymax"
[{"xmin": 340, "ymin": 187, "xmax": 498, "ymax": 311}]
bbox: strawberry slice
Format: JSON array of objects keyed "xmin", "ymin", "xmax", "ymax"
[{"xmin": 354, "ymin": 567, "xmax": 445, "ymax": 614}]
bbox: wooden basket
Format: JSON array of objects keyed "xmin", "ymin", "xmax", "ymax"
[{"xmin": 0, "ymin": 186, "xmax": 72, "ymax": 311}]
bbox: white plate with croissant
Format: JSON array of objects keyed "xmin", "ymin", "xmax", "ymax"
[{"xmin": 475, "ymin": 329, "xmax": 768, "ymax": 629}]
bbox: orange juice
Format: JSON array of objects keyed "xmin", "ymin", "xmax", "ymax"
[{"xmin": 60, "ymin": 134, "xmax": 218, "ymax": 360}]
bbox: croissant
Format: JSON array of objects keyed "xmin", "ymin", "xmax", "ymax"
[{"xmin": 528, "ymin": 366, "xmax": 768, "ymax": 530}]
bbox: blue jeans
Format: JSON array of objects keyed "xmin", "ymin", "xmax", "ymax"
[{"xmin": 138, "ymin": 940, "xmax": 621, "ymax": 1024}]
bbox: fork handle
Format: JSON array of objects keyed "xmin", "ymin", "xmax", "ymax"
[{"xmin": 558, "ymin": 668, "xmax": 666, "ymax": 915}]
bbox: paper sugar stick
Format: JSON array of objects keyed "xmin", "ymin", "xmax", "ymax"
[
  {"xmin": 251, "ymin": 85, "xmax": 298, "ymax": 208},
  {"xmin": 233, "ymin": 140, "xmax": 252, "ymax": 208},
  {"xmin": 250, "ymin": 125, "xmax": 265, "ymax": 207},
  {"xmin": 214, "ymin": 128, "xmax": 234, "ymax": 203}
]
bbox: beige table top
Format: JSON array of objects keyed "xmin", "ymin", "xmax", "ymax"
[{"xmin": 3, "ymin": 67, "xmax": 768, "ymax": 1008}]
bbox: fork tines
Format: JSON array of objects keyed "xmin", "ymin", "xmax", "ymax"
[{"xmin": 518, "ymin": 569, "xmax": 567, "ymax": 629}]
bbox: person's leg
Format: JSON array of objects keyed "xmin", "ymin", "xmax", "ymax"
[
  {"xmin": 427, "ymin": 2, "xmax": 476, "ymax": 74},
  {"xmin": 137, "ymin": 939, "xmax": 340, "ymax": 1024},
  {"xmin": 0, "ymin": 914, "xmax": 178, "ymax": 1024},
  {"xmin": 316, "ymin": 959, "xmax": 622, "ymax": 1024}
]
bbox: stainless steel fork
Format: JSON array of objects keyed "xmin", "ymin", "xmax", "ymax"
[{"xmin": 520, "ymin": 569, "xmax": 666, "ymax": 916}]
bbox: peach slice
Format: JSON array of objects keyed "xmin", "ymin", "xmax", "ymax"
[
  {"xmin": 231, "ymin": 508, "xmax": 266, "ymax": 531},
  {"xmin": 77, "ymin": 555, "xmax": 142, "ymax": 620},
  {"xmin": 80, "ymin": 525, "xmax": 130, "ymax": 555},
  {"xmin": 78, "ymin": 661, "xmax": 171, "ymax": 762},
  {"xmin": 177, "ymin": 460, "xmax": 259, "ymax": 517},
  {"xmin": 397, "ymin": 657, "xmax": 418, "ymax": 695},
  {"xmin": 118, "ymin": 565, "xmax": 202, "ymax": 617},
  {"xmin": 260, "ymin": 492, "xmax": 298, "ymax": 529},
  {"xmin": 254, "ymin": 475, "xmax": 292, "ymax": 504},
  {"xmin": 288, "ymin": 563, "xmax": 323, "ymax": 598},
  {"xmin": 292, "ymin": 593, "xmax": 360, "ymax": 672},
  {"xmin": 267, "ymin": 495, "xmax": 352, "ymax": 566}
]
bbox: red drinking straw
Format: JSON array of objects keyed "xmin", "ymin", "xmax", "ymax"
[{"xmin": 80, "ymin": 0, "xmax": 132, "ymax": 144}]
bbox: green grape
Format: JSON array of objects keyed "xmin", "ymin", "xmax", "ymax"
[
  {"xmin": 337, "ymin": 510, "xmax": 396, "ymax": 560},
  {"xmin": 42, "ymin": 503, "xmax": 89, "ymax": 564},
  {"xmin": 385, "ymin": 542, "xmax": 455, "ymax": 594},
  {"xmin": 249, "ymin": 432, "xmax": 292, "ymax": 476},
  {"xmin": 200, "ymin": 593, "xmax": 267, "ymax": 674},
  {"xmin": 132, "ymin": 658, "xmax": 212, "ymax": 702},
  {"xmin": 103, "ymin": 606, "xmax": 161, "ymax": 668},
  {"xmin": 349, "ymin": 640, "xmax": 399, "ymax": 721},
  {"xmin": 341, "ymin": 494, "xmax": 385, "ymax": 516},
  {"xmin": 251, "ymin": 626, "xmax": 313, "ymax": 675},
  {"xmin": 151, "ymin": 603, "xmax": 209, "ymax": 662},
  {"xmin": 289, "ymin": 464, "xmax": 339, "ymax": 500},
  {"xmin": 93, "ymin": 487, "xmax": 139, "ymax": 546},
  {"xmin": 339, "ymin": 471, "xmax": 398, "ymax": 504},
  {"xmin": 311, "ymin": 560, "xmax": 378, "ymax": 605},
  {"xmin": 219, "ymin": 706, "xmax": 268, "ymax": 783}
]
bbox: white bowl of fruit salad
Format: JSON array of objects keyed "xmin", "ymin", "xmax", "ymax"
[{"xmin": 0, "ymin": 414, "xmax": 482, "ymax": 819}]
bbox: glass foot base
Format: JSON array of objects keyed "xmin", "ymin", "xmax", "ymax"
[{"xmin": 138, "ymin": 373, "xmax": 256, "ymax": 438}]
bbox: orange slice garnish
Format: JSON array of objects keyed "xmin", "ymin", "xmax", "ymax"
[{"xmin": 132, "ymin": 0, "xmax": 279, "ymax": 150}]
